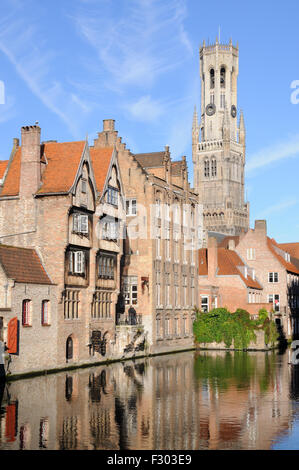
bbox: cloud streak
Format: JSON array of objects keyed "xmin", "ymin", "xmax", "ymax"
[
  {"xmin": 247, "ymin": 133, "xmax": 299, "ymax": 173},
  {"xmin": 256, "ymin": 198, "xmax": 298, "ymax": 218},
  {"xmin": 0, "ymin": 3, "xmax": 92, "ymax": 137},
  {"xmin": 72, "ymin": 0, "xmax": 193, "ymax": 93}
]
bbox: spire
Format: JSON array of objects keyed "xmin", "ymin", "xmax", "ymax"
[
  {"xmin": 239, "ymin": 110, "xmax": 246, "ymax": 145},
  {"xmin": 223, "ymin": 105, "xmax": 230, "ymax": 141}
]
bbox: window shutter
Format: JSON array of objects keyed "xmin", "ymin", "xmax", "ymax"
[
  {"xmin": 75, "ymin": 251, "xmax": 84, "ymax": 274},
  {"xmin": 7, "ymin": 317, "xmax": 18, "ymax": 354},
  {"xmin": 80, "ymin": 215, "xmax": 89, "ymax": 234}
]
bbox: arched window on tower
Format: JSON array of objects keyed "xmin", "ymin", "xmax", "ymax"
[
  {"xmin": 211, "ymin": 158, "xmax": 217, "ymax": 177},
  {"xmin": 220, "ymin": 67, "xmax": 226, "ymax": 88},
  {"xmin": 204, "ymin": 159, "xmax": 210, "ymax": 178},
  {"xmin": 210, "ymin": 69, "xmax": 215, "ymax": 89}
]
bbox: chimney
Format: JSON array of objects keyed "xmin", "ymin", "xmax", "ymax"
[
  {"xmin": 254, "ymin": 220, "xmax": 267, "ymax": 237},
  {"xmin": 208, "ymin": 236, "xmax": 218, "ymax": 279},
  {"xmin": 94, "ymin": 119, "xmax": 118, "ymax": 148},
  {"xmin": 19, "ymin": 125, "xmax": 41, "ymax": 197}
]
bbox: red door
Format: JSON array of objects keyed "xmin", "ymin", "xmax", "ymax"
[{"xmin": 7, "ymin": 317, "xmax": 18, "ymax": 355}]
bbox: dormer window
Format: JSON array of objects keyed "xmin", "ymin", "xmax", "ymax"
[
  {"xmin": 73, "ymin": 214, "xmax": 88, "ymax": 235},
  {"xmin": 107, "ymin": 186, "xmax": 118, "ymax": 206},
  {"xmin": 285, "ymin": 252, "xmax": 290, "ymax": 262}
]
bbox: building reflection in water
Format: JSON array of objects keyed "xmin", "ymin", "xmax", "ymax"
[{"xmin": 0, "ymin": 350, "xmax": 298, "ymax": 450}]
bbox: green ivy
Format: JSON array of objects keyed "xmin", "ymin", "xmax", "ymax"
[{"xmin": 193, "ymin": 307, "xmax": 279, "ymax": 350}]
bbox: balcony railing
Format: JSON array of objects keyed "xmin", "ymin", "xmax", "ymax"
[{"xmin": 116, "ymin": 314, "xmax": 142, "ymax": 326}]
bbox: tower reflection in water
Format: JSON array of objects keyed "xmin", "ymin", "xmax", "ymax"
[{"xmin": 0, "ymin": 350, "xmax": 297, "ymax": 450}]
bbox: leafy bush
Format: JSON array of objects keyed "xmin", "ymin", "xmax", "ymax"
[{"xmin": 193, "ymin": 307, "xmax": 278, "ymax": 349}]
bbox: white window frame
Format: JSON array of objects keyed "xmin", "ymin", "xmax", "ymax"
[
  {"xmin": 73, "ymin": 214, "xmax": 89, "ymax": 234},
  {"xmin": 69, "ymin": 251, "xmax": 85, "ymax": 274},
  {"xmin": 247, "ymin": 248, "xmax": 255, "ymax": 260},
  {"xmin": 268, "ymin": 272, "xmax": 279, "ymax": 283},
  {"xmin": 126, "ymin": 199, "xmax": 137, "ymax": 216},
  {"xmin": 123, "ymin": 276, "xmax": 138, "ymax": 305},
  {"xmin": 201, "ymin": 295, "xmax": 209, "ymax": 313}
]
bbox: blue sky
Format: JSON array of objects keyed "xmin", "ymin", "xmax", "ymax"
[{"xmin": 0, "ymin": 0, "xmax": 298, "ymax": 242}]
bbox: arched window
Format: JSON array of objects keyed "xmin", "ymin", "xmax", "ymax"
[
  {"xmin": 204, "ymin": 160, "xmax": 210, "ymax": 178},
  {"xmin": 210, "ymin": 69, "xmax": 215, "ymax": 89},
  {"xmin": 66, "ymin": 336, "xmax": 73, "ymax": 361},
  {"xmin": 211, "ymin": 158, "xmax": 217, "ymax": 177},
  {"xmin": 220, "ymin": 67, "xmax": 226, "ymax": 88}
]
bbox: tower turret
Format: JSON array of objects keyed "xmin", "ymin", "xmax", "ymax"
[{"xmin": 192, "ymin": 39, "xmax": 249, "ymax": 237}]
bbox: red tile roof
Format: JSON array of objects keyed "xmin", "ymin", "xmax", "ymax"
[
  {"xmin": 89, "ymin": 147, "xmax": 113, "ymax": 193},
  {"xmin": 0, "ymin": 148, "xmax": 21, "ymax": 196},
  {"xmin": 268, "ymin": 238, "xmax": 299, "ymax": 274},
  {"xmin": 278, "ymin": 242, "xmax": 299, "ymax": 260},
  {"xmin": 0, "ymin": 141, "xmax": 114, "ymax": 197},
  {"xmin": 0, "ymin": 245, "xmax": 52, "ymax": 284},
  {"xmin": 0, "ymin": 160, "xmax": 8, "ymax": 179},
  {"xmin": 218, "ymin": 235, "xmax": 240, "ymax": 248},
  {"xmin": 198, "ymin": 247, "xmax": 262, "ymax": 289}
]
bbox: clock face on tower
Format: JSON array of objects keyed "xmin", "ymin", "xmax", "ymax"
[
  {"xmin": 206, "ymin": 103, "xmax": 216, "ymax": 116},
  {"xmin": 231, "ymin": 105, "xmax": 237, "ymax": 118}
]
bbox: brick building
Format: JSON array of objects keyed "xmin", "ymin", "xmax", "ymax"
[
  {"xmin": 198, "ymin": 236, "xmax": 269, "ymax": 315},
  {"xmin": 0, "ymin": 125, "xmax": 126, "ymax": 372},
  {"xmin": 92, "ymin": 120, "xmax": 202, "ymax": 354},
  {"xmin": 0, "ymin": 245, "xmax": 57, "ymax": 375},
  {"xmin": 220, "ymin": 220, "xmax": 299, "ymax": 337}
]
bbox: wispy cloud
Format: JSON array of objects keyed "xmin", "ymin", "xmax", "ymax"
[
  {"xmin": 256, "ymin": 198, "xmax": 298, "ymax": 218},
  {"xmin": 72, "ymin": 0, "xmax": 193, "ymax": 92},
  {"xmin": 247, "ymin": 133, "xmax": 299, "ymax": 174},
  {"xmin": 0, "ymin": 3, "xmax": 91, "ymax": 136},
  {"xmin": 126, "ymin": 95, "xmax": 165, "ymax": 122}
]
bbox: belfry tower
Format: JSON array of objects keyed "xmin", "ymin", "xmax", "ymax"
[{"xmin": 192, "ymin": 38, "xmax": 249, "ymax": 236}]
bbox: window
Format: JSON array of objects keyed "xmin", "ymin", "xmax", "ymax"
[
  {"xmin": 126, "ymin": 199, "xmax": 137, "ymax": 216},
  {"xmin": 174, "ymin": 318, "xmax": 179, "ymax": 336},
  {"xmin": 201, "ymin": 296, "xmax": 209, "ymax": 313},
  {"xmin": 268, "ymin": 272, "xmax": 279, "ymax": 283},
  {"xmin": 41, "ymin": 300, "xmax": 50, "ymax": 326},
  {"xmin": 156, "ymin": 231, "xmax": 161, "ymax": 259},
  {"xmin": 204, "ymin": 160, "xmax": 210, "ymax": 178},
  {"xmin": 247, "ymin": 248, "xmax": 255, "ymax": 260},
  {"xmin": 220, "ymin": 67, "xmax": 226, "ymax": 88},
  {"xmin": 69, "ymin": 251, "xmax": 85, "ymax": 275},
  {"xmin": 156, "ymin": 318, "xmax": 161, "ymax": 339},
  {"xmin": 285, "ymin": 252, "xmax": 290, "ymax": 262},
  {"xmin": 91, "ymin": 290, "xmax": 112, "ymax": 319},
  {"xmin": 210, "ymin": 68, "xmax": 215, "ymax": 89},
  {"xmin": 220, "ymin": 93, "xmax": 226, "ymax": 108},
  {"xmin": 165, "ymin": 226, "xmax": 170, "ymax": 260},
  {"xmin": 107, "ymin": 186, "xmax": 118, "ymax": 206},
  {"xmin": 183, "ymin": 275, "xmax": 188, "ymax": 306},
  {"xmin": 268, "ymin": 294, "xmax": 280, "ymax": 312},
  {"xmin": 165, "ymin": 274, "xmax": 170, "ymax": 306},
  {"xmin": 98, "ymin": 254, "xmax": 115, "ymax": 279},
  {"xmin": 165, "ymin": 318, "xmax": 170, "ymax": 337},
  {"xmin": 81, "ymin": 179, "xmax": 87, "ymax": 194},
  {"xmin": 123, "ymin": 276, "xmax": 138, "ymax": 305},
  {"xmin": 101, "ymin": 218, "xmax": 119, "ymax": 241},
  {"xmin": 73, "ymin": 214, "xmax": 88, "ymax": 234},
  {"xmin": 210, "ymin": 94, "xmax": 214, "ymax": 104},
  {"xmin": 22, "ymin": 300, "xmax": 31, "ymax": 326},
  {"xmin": 211, "ymin": 158, "xmax": 217, "ymax": 177},
  {"xmin": 64, "ymin": 290, "xmax": 80, "ymax": 319}
]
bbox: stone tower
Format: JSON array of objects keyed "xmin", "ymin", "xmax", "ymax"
[{"xmin": 193, "ymin": 38, "xmax": 249, "ymax": 237}]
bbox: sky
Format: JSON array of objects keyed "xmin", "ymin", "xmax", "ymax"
[{"xmin": 0, "ymin": 0, "xmax": 298, "ymax": 242}]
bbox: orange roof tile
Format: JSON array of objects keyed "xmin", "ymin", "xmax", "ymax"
[
  {"xmin": 37, "ymin": 141, "xmax": 86, "ymax": 194},
  {"xmin": 89, "ymin": 147, "xmax": 113, "ymax": 193},
  {"xmin": 0, "ymin": 160, "xmax": 8, "ymax": 179},
  {"xmin": 0, "ymin": 141, "xmax": 113, "ymax": 197},
  {"xmin": 198, "ymin": 247, "xmax": 262, "ymax": 289},
  {"xmin": 278, "ymin": 242, "xmax": 299, "ymax": 260},
  {"xmin": 268, "ymin": 238, "xmax": 299, "ymax": 274},
  {"xmin": 0, "ymin": 245, "xmax": 52, "ymax": 284},
  {"xmin": 0, "ymin": 148, "xmax": 21, "ymax": 196}
]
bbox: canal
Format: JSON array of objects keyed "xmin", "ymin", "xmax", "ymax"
[{"xmin": 0, "ymin": 349, "xmax": 299, "ymax": 450}]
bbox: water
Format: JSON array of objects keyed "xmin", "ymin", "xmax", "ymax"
[{"xmin": 0, "ymin": 349, "xmax": 298, "ymax": 450}]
